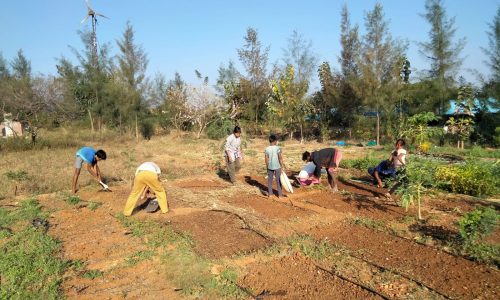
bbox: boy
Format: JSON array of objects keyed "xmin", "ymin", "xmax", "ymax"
[
  {"xmin": 225, "ymin": 126, "xmax": 243, "ymax": 183},
  {"xmin": 123, "ymin": 162, "xmax": 169, "ymax": 216},
  {"xmin": 302, "ymin": 148, "xmax": 343, "ymax": 193},
  {"xmin": 369, "ymin": 139, "xmax": 407, "ymax": 188},
  {"xmin": 72, "ymin": 146, "xmax": 107, "ymax": 193},
  {"xmin": 265, "ymin": 134, "xmax": 285, "ymax": 198}
]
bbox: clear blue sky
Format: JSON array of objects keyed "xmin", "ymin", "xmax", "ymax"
[{"xmin": 0, "ymin": 0, "xmax": 498, "ymax": 89}]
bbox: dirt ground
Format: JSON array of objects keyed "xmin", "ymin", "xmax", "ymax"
[{"xmin": 4, "ymin": 138, "xmax": 499, "ymax": 299}]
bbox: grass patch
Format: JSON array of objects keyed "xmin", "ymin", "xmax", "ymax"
[
  {"xmin": 125, "ymin": 250, "xmax": 155, "ymax": 266},
  {"xmin": 82, "ymin": 269, "xmax": 104, "ymax": 279},
  {"xmin": 0, "ymin": 199, "xmax": 66, "ymax": 299},
  {"xmin": 348, "ymin": 216, "xmax": 386, "ymax": 231},
  {"xmin": 88, "ymin": 201, "xmax": 102, "ymax": 211},
  {"xmin": 342, "ymin": 156, "xmax": 381, "ymax": 171},
  {"xmin": 67, "ymin": 195, "xmax": 81, "ymax": 205},
  {"xmin": 287, "ymin": 234, "xmax": 336, "ymax": 260}
]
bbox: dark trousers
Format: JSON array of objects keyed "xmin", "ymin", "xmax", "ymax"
[{"xmin": 267, "ymin": 168, "xmax": 282, "ymax": 197}]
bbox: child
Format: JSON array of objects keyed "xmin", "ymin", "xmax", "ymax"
[
  {"xmin": 368, "ymin": 139, "xmax": 407, "ymax": 188},
  {"xmin": 297, "ymin": 161, "xmax": 320, "ymax": 186},
  {"xmin": 72, "ymin": 146, "xmax": 107, "ymax": 193},
  {"xmin": 264, "ymin": 134, "xmax": 285, "ymax": 198}
]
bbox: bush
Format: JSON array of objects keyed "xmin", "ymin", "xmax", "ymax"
[
  {"xmin": 206, "ymin": 118, "xmax": 234, "ymax": 140},
  {"xmin": 458, "ymin": 206, "xmax": 499, "ymax": 264},
  {"xmin": 342, "ymin": 156, "xmax": 381, "ymax": 171},
  {"xmin": 435, "ymin": 161, "xmax": 499, "ymax": 197},
  {"xmin": 140, "ymin": 120, "xmax": 155, "ymax": 140}
]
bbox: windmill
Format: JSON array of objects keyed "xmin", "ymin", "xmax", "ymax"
[{"xmin": 81, "ymin": 0, "xmax": 108, "ymax": 66}]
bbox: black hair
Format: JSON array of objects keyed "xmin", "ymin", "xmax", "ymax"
[
  {"xmin": 396, "ymin": 139, "xmax": 406, "ymax": 147},
  {"xmin": 96, "ymin": 149, "xmax": 107, "ymax": 160},
  {"xmin": 269, "ymin": 134, "xmax": 277, "ymax": 143},
  {"xmin": 302, "ymin": 151, "xmax": 311, "ymax": 161},
  {"xmin": 233, "ymin": 126, "xmax": 241, "ymax": 133}
]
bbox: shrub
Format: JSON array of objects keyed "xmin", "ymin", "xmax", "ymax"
[
  {"xmin": 458, "ymin": 206, "xmax": 499, "ymax": 264},
  {"xmin": 435, "ymin": 161, "xmax": 499, "ymax": 197},
  {"xmin": 140, "ymin": 120, "xmax": 155, "ymax": 140},
  {"xmin": 342, "ymin": 156, "xmax": 381, "ymax": 171},
  {"xmin": 206, "ymin": 118, "xmax": 234, "ymax": 140}
]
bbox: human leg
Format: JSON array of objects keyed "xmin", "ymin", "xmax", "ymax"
[
  {"xmin": 234, "ymin": 157, "xmax": 241, "ymax": 174},
  {"xmin": 227, "ymin": 160, "xmax": 236, "ymax": 183},
  {"xmin": 123, "ymin": 172, "xmax": 148, "ymax": 216},
  {"xmin": 327, "ymin": 169, "xmax": 338, "ymax": 192},
  {"xmin": 72, "ymin": 168, "xmax": 81, "ymax": 193},
  {"xmin": 267, "ymin": 169, "xmax": 274, "ymax": 196},
  {"xmin": 142, "ymin": 171, "xmax": 169, "ymax": 214},
  {"xmin": 275, "ymin": 168, "xmax": 283, "ymax": 197}
]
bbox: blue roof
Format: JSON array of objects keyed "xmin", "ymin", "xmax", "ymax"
[{"xmin": 445, "ymin": 98, "xmax": 498, "ymax": 115}]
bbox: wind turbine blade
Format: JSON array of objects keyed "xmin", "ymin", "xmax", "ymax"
[
  {"xmin": 81, "ymin": 15, "xmax": 90, "ymax": 24},
  {"xmin": 95, "ymin": 13, "xmax": 109, "ymax": 19},
  {"xmin": 85, "ymin": 0, "xmax": 91, "ymax": 9}
]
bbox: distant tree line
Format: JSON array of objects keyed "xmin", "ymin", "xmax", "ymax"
[{"xmin": 0, "ymin": 0, "xmax": 498, "ymax": 146}]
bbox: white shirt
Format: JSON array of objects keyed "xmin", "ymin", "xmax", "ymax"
[
  {"xmin": 298, "ymin": 162, "xmax": 316, "ymax": 179},
  {"xmin": 224, "ymin": 133, "xmax": 241, "ymax": 160},
  {"xmin": 392, "ymin": 149, "xmax": 407, "ymax": 168},
  {"xmin": 135, "ymin": 162, "xmax": 161, "ymax": 175}
]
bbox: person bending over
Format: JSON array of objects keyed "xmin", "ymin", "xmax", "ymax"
[
  {"xmin": 72, "ymin": 146, "xmax": 107, "ymax": 193},
  {"xmin": 302, "ymin": 148, "xmax": 343, "ymax": 193}
]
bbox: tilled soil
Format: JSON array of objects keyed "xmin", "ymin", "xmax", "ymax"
[
  {"xmin": 309, "ymin": 223, "xmax": 500, "ymax": 299},
  {"xmin": 239, "ymin": 253, "xmax": 383, "ymax": 299}
]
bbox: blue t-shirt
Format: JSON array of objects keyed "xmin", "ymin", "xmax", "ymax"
[
  {"xmin": 265, "ymin": 145, "xmax": 282, "ymax": 170},
  {"xmin": 76, "ymin": 147, "xmax": 97, "ymax": 164}
]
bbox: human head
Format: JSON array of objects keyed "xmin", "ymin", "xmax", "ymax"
[
  {"xmin": 233, "ymin": 126, "xmax": 241, "ymax": 138},
  {"xmin": 269, "ymin": 134, "xmax": 278, "ymax": 144},
  {"xmin": 302, "ymin": 151, "xmax": 311, "ymax": 162},
  {"xmin": 395, "ymin": 139, "xmax": 405, "ymax": 149},
  {"xmin": 95, "ymin": 149, "xmax": 107, "ymax": 161}
]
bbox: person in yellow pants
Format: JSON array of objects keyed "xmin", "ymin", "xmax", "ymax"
[{"xmin": 123, "ymin": 162, "xmax": 169, "ymax": 216}]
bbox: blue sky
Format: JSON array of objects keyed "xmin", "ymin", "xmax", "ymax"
[{"xmin": 0, "ymin": 0, "xmax": 498, "ymax": 89}]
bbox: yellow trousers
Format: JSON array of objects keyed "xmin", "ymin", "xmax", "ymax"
[{"xmin": 123, "ymin": 171, "xmax": 168, "ymax": 216}]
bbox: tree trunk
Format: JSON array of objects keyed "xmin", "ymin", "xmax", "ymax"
[
  {"xmin": 88, "ymin": 109, "xmax": 94, "ymax": 132},
  {"xmin": 135, "ymin": 114, "xmax": 139, "ymax": 141},
  {"xmin": 300, "ymin": 123, "xmax": 304, "ymax": 144},
  {"xmin": 376, "ymin": 112, "xmax": 380, "ymax": 146}
]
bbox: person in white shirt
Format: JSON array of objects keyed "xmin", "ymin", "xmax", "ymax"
[
  {"xmin": 123, "ymin": 162, "xmax": 169, "ymax": 216},
  {"xmin": 368, "ymin": 139, "xmax": 407, "ymax": 188},
  {"xmin": 224, "ymin": 126, "xmax": 243, "ymax": 183}
]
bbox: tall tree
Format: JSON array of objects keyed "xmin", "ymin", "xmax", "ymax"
[
  {"xmin": 237, "ymin": 27, "xmax": 270, "ymax": 124},
  {"xmin": 282, "ymin": 30, "xmax": 318, "ymax": 87},
  {"xmin": 482, "ymin": 6, "xmax": 500, "ymax": 102},
  {"xmin": 116, "ymin": 21, "xmax": 149, "ymax": 132},
  {"xmin": 419, "ymin": 0, "xmax": 466, "ymax": 114},
  {"xmin": 355, "ymin": 3, "xmax": 407, "ymax": 144}
]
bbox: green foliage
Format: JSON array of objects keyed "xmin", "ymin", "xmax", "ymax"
[
  {"xmin": 88, "ymin": 201, "xmax": 102, "ymax": 211},
  {"xmin": 401, "ymin": 112, "xmax": 441, "ymax": 148},
  {"xmin": 0, "ymin": 199, "xmax": 65, "ymax": 299},
  {"xmin": 288, "ymin": 235, "xmax": 336, "ymax": 260},
  {"xmin": 140, "ymin": 119, "xmax": 155, "ymax": 140},
  {"xmin": 458, "ymin": 206, "xmax": 499, "ymax": 264},
  {"xmin": 342, "ymin": 156, "xmax": 381, "ymax": 170},
  {"xmin": 435, "ymin": 161, "xmax": 499, "ymax": 197},
  {"xmin": 82, "ymin": 269, "xmax": 104, "ymax": 279},
  {"xmin": 67, "ymin": 195, "xmax": 81, "ymax": 205},
  {"xmin": 209, "ymin": 268, "xmax": 248, "ymax": 299},
  {"xmin": 0, "ymin": 136, "xmax": 78, "ymax": 153},
  {"xmin": 125, "ymin": 250, "xmax": 155, "ymax": 266},
  {"xmin": 206, "ymin": 118, "xmax": 234, "ymax": 140},
  {"xmin": 348, "ymin": 216, "xmax": 386, "ymax": 231},
  {"xmin": 459, "ymin": 206, "xmax": 498, "ymax": 244},
  {"xmin": 5, "ymin": 170, "xmax": 30, "ymax": 181}
]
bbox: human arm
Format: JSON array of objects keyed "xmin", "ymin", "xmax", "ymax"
[
  {"xmin": 278, "ymin": 151, "xmax": 284, "ymax": 170},
  {"xmin": 264, "ymin": 153, "xmax": 269, "ymax": 170},
  {"xmin": 86, "ymin": 163, "xmax": 102, "ymax": 182}
]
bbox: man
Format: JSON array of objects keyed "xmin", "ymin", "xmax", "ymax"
[
  {"xmin": 72, "ymin": 146, "xmax": 107, "ymax": 193},
  {"xmin": 302, "ymin": 148, "xmax": 343, "ymax": 193},
  {"xmin": 225, "ymin": 126, "xmax": 243, "ymax": 183},
  {"xmin": 123, "ymin": 162, "xmax": 169, "ymax": 216}
]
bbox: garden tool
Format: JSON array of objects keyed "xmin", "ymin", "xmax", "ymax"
[{"xmin": 99, "ymin": 181, "xmax": 112, "ymax": 192}]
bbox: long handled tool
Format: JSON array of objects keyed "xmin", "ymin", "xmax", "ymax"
[{"xmin": 99, "ymin": 180, "xmax": 112, "ymax": 192}]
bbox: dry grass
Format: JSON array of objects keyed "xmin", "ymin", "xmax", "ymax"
[{"xmin": 0, "ymin": 127, "xmax": 371, "ymax": 200}]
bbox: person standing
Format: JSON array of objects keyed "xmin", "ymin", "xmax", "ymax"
[
  {"xmin": 123, "ymin": 162, "xmax": 169, "ymax": 216},
  {"xmin": 264, "ymin": 134, "xmax": 285, "ymax": 198},
  {"xmin": 302, "ymin": 148, "xmax": 343, "ymax": 193},
  {"xmin": 225, "ymin": 126, "xmax": 243, "ymax": 183},
  {"xmin": 72, "ymin": 146, "xmax": 107, "ymax": 193}
]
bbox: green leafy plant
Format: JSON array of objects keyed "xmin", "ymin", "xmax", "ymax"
[
  {"xmin": 342, "ymin": 156, "xmax": 381, "ymax": 171},
  {"xmin": 435, "ymin": 161, "xmax": 499, "ymax": 197},
  {"xmin": 140, "ymin": 119, "xmax": 155, "ymax": 140},
  {"xmin": 82, "ymin": 269, "xmax": 104, "ymax": 279},
  {"xmin": 400, "ymin": 112, "xmax": 441, "ymax": 151},
  {"xmin": 458, "ymin": 206, "xmax": 499, "ymax": 264},
  {"xmin": 67, "ymin": 195, "xmax": 81, "ymax": 205},
  {"xmin": 87, "ymin": 201, "xmax": 102, "ymax": 211}
]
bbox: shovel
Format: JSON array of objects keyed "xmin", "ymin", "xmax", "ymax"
[{"xmin": 99, "ymin": 181, "xmax": 112, "ymax": 192}]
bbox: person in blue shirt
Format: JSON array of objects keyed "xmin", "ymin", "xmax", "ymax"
[{"xmin": 72, "ymin": 146, "xmax": 107, "ymax": 193}]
